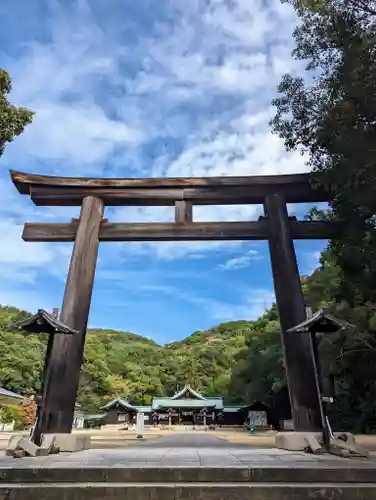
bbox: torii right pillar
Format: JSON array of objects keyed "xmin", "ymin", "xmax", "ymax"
[{"xmin": 264, "ymin": 193, "xmax": 325, "ymax": 432}]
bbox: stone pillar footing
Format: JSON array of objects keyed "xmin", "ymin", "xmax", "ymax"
[
  {"xmin": 43, "ymin": 433, "xmax": 91, "ymax": 452},
  {"xmin": 276, "ymin": 431, "xmax": 324, "ymax": 452},
  {"xmin": 6, "ymin": 433, "xmax": 90, "ymax": 458},
  {"xmin": 275, "ymin": 431, "xmax": 369, "ymax": 457}
]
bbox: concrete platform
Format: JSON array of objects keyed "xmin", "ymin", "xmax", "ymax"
[{"xmin": 1, "ymin": 434, "xmax": 376, "ymax": 499}]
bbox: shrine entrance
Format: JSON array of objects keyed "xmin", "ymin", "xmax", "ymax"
[
  {"xmin": 181, "ymin": 412, "xmax": 195, "ymax": 425},
  {"xmin": 10, "ymin": 169, "xmax": 342, "ymax": 437}
]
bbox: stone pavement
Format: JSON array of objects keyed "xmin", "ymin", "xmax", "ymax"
[
  {"xmin": 2, "ymin": 435, "xmax": 376, "ymax": 499},
  {"xmin": 0, "ymin": 433, "xmax": 375, "ymax": 469},
  {"xmin": 127, "ymin": 433, "xmax": 239, "ymax": 448},
  {"xmin": 3, "ymin": 428, "xmax": 376, "ymax": 450}
]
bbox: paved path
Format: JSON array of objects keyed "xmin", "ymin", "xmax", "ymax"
[
  {"xmin": 0, "ymin": 447, "xmax": 374, "ymax": 468},
  {"xmin": 128, "ymin": 433, "xmax": 235, "ymax": 448},
  {"xmin": 1, "ymin": 433, "xmax": 375, "ymax": 468}
]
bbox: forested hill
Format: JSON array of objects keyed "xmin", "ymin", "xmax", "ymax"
[
  {"xmin": 0, "ymin": 306, "xmax": 250, "ymax": 412},
  {"xmin": 0, "ymin": 248, "xmax": 376, "ymax": 432}
]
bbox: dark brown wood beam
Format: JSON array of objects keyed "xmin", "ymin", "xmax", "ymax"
[
  {"xmin": 11, "ymin": 169, "xmax": 326, "ymax": 190},
  {"xmin": 10, "ymin": 170, "xmax": 331, "ymax": 204},
  {"xmin": 264, "ymin": 193, "xmax": 325, "ymax": 432},
  {"xmin": 30, "ymin": 186, "xmax": 183, "ymax": 206},
  {"xmin": 22, "ymin": 220, "xmax": 343, "ymax": 242},
  {"xmin": 38, "ymin": 196, "xmax": 104, "ymax": 435},
  {"xmin": 175, "ymin": 201, "xmax": 193, "ymax": 223},
  {"xmin": 28, "ymin": 184, "xmax": 329, "ymax": 206}
]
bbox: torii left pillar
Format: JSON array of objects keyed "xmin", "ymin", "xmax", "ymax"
[{"xmin": 39, "ymin": 196, "xmax": 104, "ymax": 434}]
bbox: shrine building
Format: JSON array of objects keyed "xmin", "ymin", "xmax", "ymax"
[{"xmin": 102, "ymin": 385, "xmax": 276, "ymax": 427}]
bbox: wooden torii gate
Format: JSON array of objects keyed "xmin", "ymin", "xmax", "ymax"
[{"xmin": 10, "ymin": 170, "xmax": 342, "ymax": 436}]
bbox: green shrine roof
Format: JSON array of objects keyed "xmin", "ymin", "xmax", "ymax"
[
  {"xmin": 101, "ymin": 397, "xmax": 138, "ymax": 412},
  {"xmin": 154, "ymin": 399, "xmax": 218, "ymax": 410},
  {"xmin": 102, "ymin": 386, "xmax": 227, "ymax": 414},
  {"xmin": 223, "ymin": 406, "xmax": 243, "ymax": 413},
  {"xmin": 135, "ymin": 406, "xmax": 152, "ymax": 413},
  {"xmin": 152, "ymin": 385, "xmax": 224, "ymax": 410},
  {"xmin": 170, "ymin": 385, "xmax": 206, "ymax": 400}
]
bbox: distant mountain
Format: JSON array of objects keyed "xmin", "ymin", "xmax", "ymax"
[
  {"xmin": 2, "ymin": 249, "xmax": 375, "ymax": 433},
  {"xmin": 0, "ymin": 305, "xmax": 250, "ymax": 411}
]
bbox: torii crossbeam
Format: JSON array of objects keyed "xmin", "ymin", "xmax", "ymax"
[{"xmin": 10, "ymin": 169, "xmax": 341, "ymax": 436}]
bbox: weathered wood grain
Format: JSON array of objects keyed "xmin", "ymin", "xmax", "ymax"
[
  {"xmin": 10, "ymin": 169, "xmax": 321, "ymax": 189},
  {"xmin": 264, "ymin": 193, "xmax": 325, "ymax": 433},
  {"xmin": 22, "ymin": 220, "xmax": 344, "ymax": 242},
  {"xmin": 38, "ymin": 196, "xmax": 104, "ymax": 434},
  {"xmin": 27, "ymin": 183, "xmax": 330, "ymax": 206},
  {"xmin": 30, "ymin": 186, "xmax": 183, "ymax": 206},
  {"xmin": 10, "ymin": 170, "xmax": 331, "ymax": 204},
  {"xmin": 175, "ymin": 201, "xmax": 193, "ymax": 223}
]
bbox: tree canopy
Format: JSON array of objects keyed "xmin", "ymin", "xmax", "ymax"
[
  {"xmin": 271, "ymin": 0, "xmax": 376, "ymax": 306},
  {"xmin": 0, "ymin": 307, "xmax": 248, "ymax": 412},
  {"xmin": 0, "ymin": 1, "xmax": 375, "ymax": 432},
  {"xmin": 266, "ymin": 0, "xmax": 376, "ymax": 432},
  {"xmin": 0, "ymin": 69, "xmax": 34, "ymax": 157},
  {"xmin": 1, "ymin": 247, "xmax": 375, "ymax": 432}
]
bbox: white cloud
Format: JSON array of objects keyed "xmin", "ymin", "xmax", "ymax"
[
  {"xmin": 126, "ymin": 279, "xmax": 275, "ymax": 323},
  {"xmin": 0, "ymin": 221, "xmax": 67, "ymax": 311},
  {"xmin": 2, "ymin": 0, "xmax": 302, "ymax": 177},
  {"xmin": 0, "ymin": 217, "xmax": 71, "ymax": 286},
  {"xmin": 178, "ymin": 287, "xmax": 275, "ymax": 322},
  {"xmin": 0, "ymin": 0, "xmax": 311, "ymax": 319},
  {"xmin": 0, "ymin": 222, "xmax": 53, "ymax": 267},
  {"xmin": 2, "ymin": 2, "xmax": 143, "ymax": 172},
  {"xmin": 14, "ymin": 104, "xmax": 142, "ymax": 167},
  {"xmin": 300, "ymin": 248, "xmax": 326, "ymax": 275},
  {"xmin": 219, "ymin": 249, "xmax": 262, "ymax": 270}
]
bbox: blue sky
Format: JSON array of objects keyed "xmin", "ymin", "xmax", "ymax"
[{"xmin": 0, "ymin": 0, "xmax": 327, "ymax": 343}]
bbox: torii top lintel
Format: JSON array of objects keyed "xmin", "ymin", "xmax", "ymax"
[{"xmin": 9, "ymin": 170, "xmax": 331, "ymax": 207}]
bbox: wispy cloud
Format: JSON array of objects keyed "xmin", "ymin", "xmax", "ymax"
[
  {"xmin": 300, "ymin": 248, "xmax": 326, "ymax": 276},
  {"xmin": 129, "ymin": 281, "xmax": 275, "ymax": 324},
  {"xmin": 2, "ymin": 0, "xmax": 304, "ymax": 178},
  {"xmin": 219, "ymin": 249, "xmax": 262, "ymax": 270},
  {"xmin": 0, "ymin": 0, "xmax": 319, "ymax": 339},
  {"xmin": 184, "ymin": 289, "xmax": 275, "ymax": 323}
]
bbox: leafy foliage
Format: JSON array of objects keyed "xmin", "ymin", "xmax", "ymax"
[
  {"xmin": 229, "ymin": 251, "xmax": 376, "ymax": 432},
  {"xmin": 271, "ymin": 0, "xmax": 376, "ymax": 306},
  {"xmin": 1, "ymin": 0, "xmax": 375, "ymax": 433},
  {"xmin": 0, "ymin": 404, "xmax": 26, "ymax": 430},
  {"xmin": 0, "ymin": 69, "xmax": 34, "ymax": 157},
  {"xmin": 228, "ymin": 306, "xmax": 285, "ymax": 406},
  {"xmin": 304, "ymin": 249, "xmax": 376, "ymax": 432},
  {"xmin": 266, "ymin": 0, "xmax": 376, "ymax": 431},
  {"xmin": 0, "ymin": 306, "xmax": 248, "ymax": 412},
  {"xmin": 1, "ymin": 250, "xmax": 375, "ymax": 432}
]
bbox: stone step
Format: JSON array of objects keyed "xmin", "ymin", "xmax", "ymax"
[
  {"xmin": 1, "ymin": 466, "xmax": 376, "ymax": 484},
  {"xmin": 0, "ymin": 482, "xmax": 375, "ymax": 500}
]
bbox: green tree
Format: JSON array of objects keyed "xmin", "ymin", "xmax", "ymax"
[
  {"xmin": 304, "ymin": 256, "xmax": 376, "ymax": 432},
  {"xmin": 271, "ymin": 0, "xmax": 376, "ymax": 305},
  {"xmin": 1, "ymin": 275, "xmax": 376, "ymax": 432},
  {"xmin": 228, "ymin": 310, "xmax": 285, "ymax": 405},
  {"xmin": 0, "ymin": 404, "xmax": 26, "ymax": 430},
  {"xmin": 0, "ymin": 69, "xmax": 34, "ymax": 157}
]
